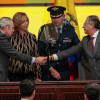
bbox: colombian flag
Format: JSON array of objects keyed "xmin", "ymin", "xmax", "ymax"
[
  {"xmin": 55, "ymin": 0, "xmax": 80, "ymax": 81},
  {"xmin": 68, "ymin": 55, "xmax": 79, "ymax": 81}
]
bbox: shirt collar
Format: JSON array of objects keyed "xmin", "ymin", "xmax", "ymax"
[
  {"xmin": 55, "ymin": 24, "xmax": 63, "ymax": 33},
  {"xmin": 92, "ymin": 30, "xmax": 99, "ymax": 38},
  {"xmin": 21, "ymin": 98, "xmax": 30, "ymax": 100},
  {"xmin": 0, "ymin": 30, "xmax": 4, "ymax": 34}
]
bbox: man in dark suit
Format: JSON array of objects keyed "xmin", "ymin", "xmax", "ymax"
[
  {"xmin": 38, "ymin": 6, "xmax": 80, "ymax": 81},
  {"xmin": 84, "ymin": 83, "xmax": 100, "ymax": 100},
  {"xmin": 51, "ymin": 15, "xmax": 100, "ymax": 80},
  {"xmin": 19, "ymin": 79, "xmax": 36, "ymax": 100},
  {"xmin": 0, "ymin": 17, "xmax": 47, "ymax": 81}
]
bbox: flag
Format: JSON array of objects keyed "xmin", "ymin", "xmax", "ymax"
[
  {"xmin": 54, "ymin": 0, "xmax": 80, "ymax": 81},
  {"xmin": 68, "ymin": 55, "xmax": 79, "ymax": 81}
]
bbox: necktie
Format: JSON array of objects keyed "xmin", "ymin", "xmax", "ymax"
[
  {"xmin": 91, "ymin": 37, "xmax": 94, "ymax": 51},
  {"xmin": 57, "ymin": 28, "xmax": 61, "ymax": 38}
]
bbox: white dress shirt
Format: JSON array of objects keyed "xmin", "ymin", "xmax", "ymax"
[
  {"xmin": 21, "ymin": 98, "xmax": 30, "ymax": 100},
  {"xmin": 92, "ymin": 30, "xmax": 99, "ymax": 46},
  {"xmin": 31, "ymin": 57, "xmax": 35, "ymax": 64}
]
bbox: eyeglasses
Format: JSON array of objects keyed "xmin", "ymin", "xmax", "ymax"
[{"xmin": 83, "ymin": 23, "xmax": 90, "ymax": 26}]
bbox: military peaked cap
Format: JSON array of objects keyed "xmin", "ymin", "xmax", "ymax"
[{"xmin": 47, "ymin": 6, "xmax": 66, "ymax": 18}]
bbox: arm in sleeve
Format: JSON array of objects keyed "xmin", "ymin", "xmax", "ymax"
[
  {"xmin": 0, "ymin": 35, "xmax": 32, "ymax": 64},
  {"xmin": 53, "ymin": 41, "xmax": 83, "ymax": 61}
]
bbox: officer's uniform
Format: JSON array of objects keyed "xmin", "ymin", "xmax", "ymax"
[{"xmin": 38, "ymin": 6, "xmax": 80, "ymax": 81}]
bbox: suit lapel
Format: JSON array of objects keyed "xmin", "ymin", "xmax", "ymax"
[{"xmin": 94, "ymin": 31, "xmax": 100, "ymax": 56}]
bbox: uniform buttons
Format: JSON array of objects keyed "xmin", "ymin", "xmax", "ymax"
[
  {"xmin": 93, "ymin": 59, "xmax": 96, "ymax": 61},
  {"xmin": 58, "ymin": 50, "xmax": 60, "ymax": 53},
  {"xmin": 57, "ymin": 61, "xmax": 59, "ymax": 64},
  {"xmin": 59, "ymin": 44, "xmax": 61, "ymax": 46},
  {"xmin": 95, "ymin": 67, "xmax": 97, "ymax": 69}
]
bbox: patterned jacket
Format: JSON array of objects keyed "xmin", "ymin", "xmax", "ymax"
[{"xmin": 9, "ymin": 32, "xmax": 41, "ymax": 79}]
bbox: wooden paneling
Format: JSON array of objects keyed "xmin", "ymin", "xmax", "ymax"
[{"xmin": 0, "ymin": 81, "xmax": 100, "ymax": 100}]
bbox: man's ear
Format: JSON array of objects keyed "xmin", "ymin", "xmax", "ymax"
[
  {"xmin": 84, "ymin": 93, "xmax": 88, "ymax": 100},
  {"xmin": 5, "ymin": 25, "xmax": 9, "ymax": 29},
  {"xmin": 91, "ymin": 23, "xmax": 95, "ymax": 28},
  {"xmin": 19, "ymin": 89, "xmax": 21, "ymax": 94},
  {"xmin": 33, "ymin": 90, "xmax": 36, "ymax": 96},
  {"xmin": 3, "ymin": 25, "xmax": 8, "ymax": 32},
  {"xmin": 63, "ymin": 14, "xmax": 65, "ymax": 18}
]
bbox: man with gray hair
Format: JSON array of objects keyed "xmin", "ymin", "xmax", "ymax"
[
  {"xmin": 50, "ymin": 15, "xmax": 100, "ymax": 80},
  {"xmin": 0, "ymin": 17, "xmax": 47, "ymax": 81},
  {"xmin": 84, "ymin": 83, "xmax": 100, "ymax": 100}
]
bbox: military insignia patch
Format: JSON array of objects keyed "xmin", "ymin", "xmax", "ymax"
[
  {"xmin": 51, "ymin": 7, "xmax": 59, "ymax": 11},
  {"xmin": 63, "ymin": 37, "xmax": 71, "ymax": 43}
]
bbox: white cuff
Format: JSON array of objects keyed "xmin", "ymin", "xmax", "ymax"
[
  {"xmin": 53, "ymin": 54, "xmax": 58, "ymax": 61},
  {"xmin": 31, "ymin": 57, "xmax": 35, "ymax": 64},
  {"xmin": 49, "ymin": 67, "xmax": 53, "ymax": 70}
]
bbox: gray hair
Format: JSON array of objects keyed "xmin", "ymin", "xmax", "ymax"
[
  {"xmin": 0, "ymin": 17, "xmax": 12, "ymax": 29},
  {"xmin": 88, "ymin": 15, "xmax": 100, "ymax": 29}
]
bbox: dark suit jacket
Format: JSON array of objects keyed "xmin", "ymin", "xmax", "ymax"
[
  {"xmin": 0, "ymin": 31, "xmax": 32, "ymax": 81},
  {"xmin": 57, "ymin": 31, "xmax": 100, "ymax": 80}
]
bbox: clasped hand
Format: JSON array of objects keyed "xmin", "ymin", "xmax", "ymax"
[{"xmin": 35, "ymin": 57, "xmax": 47, "ymax": 65}]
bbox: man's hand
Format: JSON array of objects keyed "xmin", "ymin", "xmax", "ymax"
[
  {"xmin": 35, "ymin": 57, "xmax": 47, "ymax": 65},
  {"xmin": 49, "ymin": 68, "xmax": 61, "ymax": 80},
  {"xmin": 49, "ymin": 56, "xmax": 52, "ymax": 61},
  {"xmin": 49, "ymin": 56, "xmax": 54, "ymax": 61},
  {"xmin": 35, "ymin": 78, "xmax": 42, "ymax": 82}
]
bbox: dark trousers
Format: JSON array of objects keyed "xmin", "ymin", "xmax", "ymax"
[{"xmin": 8, "ymin": 72, "xmax": 34, "ymax": 81}]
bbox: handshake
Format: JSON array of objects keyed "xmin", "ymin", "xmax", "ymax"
[{"xmin": 34, "ymin": 56, "xmax": 53, "ymax": 65}]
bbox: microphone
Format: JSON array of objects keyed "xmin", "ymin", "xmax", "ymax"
[{"xmin": 43, "ymin": 38, "xmax": 56, "ymax": 44}]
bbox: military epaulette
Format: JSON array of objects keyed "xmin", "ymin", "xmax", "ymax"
[{"xmin": 39, "ymin": 27, "xmax": 42, "ymax": 33}]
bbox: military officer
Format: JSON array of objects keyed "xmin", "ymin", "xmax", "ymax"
[{"xmin": 38, "ymin": 6, "xmax": 80, "ymax": 81}]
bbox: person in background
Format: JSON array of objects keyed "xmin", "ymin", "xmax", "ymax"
[
  {"xmin": 38, "ymin": 6, "xmax": 80, "ymax": 81},
  {"xmin": 84, "ymin": 83, "xmax": 100, "ymax": 100},
  {"xmin": 51, "ymin": 15, "xmax": 100, "ymax": 80},
  {"xmin": 0, "ymin": 17, "xmax": 47, "ymax": 81},
  {"xmin": 19, "ymin": 79, "xmax": 36, "ymax": 100},
  {"xmin": 8, "ymin": 12, "xmax": 42, "ymax": 81}
]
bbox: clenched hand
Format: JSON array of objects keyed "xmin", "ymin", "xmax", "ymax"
[{"xmin": 35, "ymin": 57, "xmax": 47, "ymax": 65}]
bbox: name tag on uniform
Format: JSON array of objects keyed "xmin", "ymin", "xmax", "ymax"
[{"xmin": 63, "ymin": 37, "xmax": 71, "ymax": 43}]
